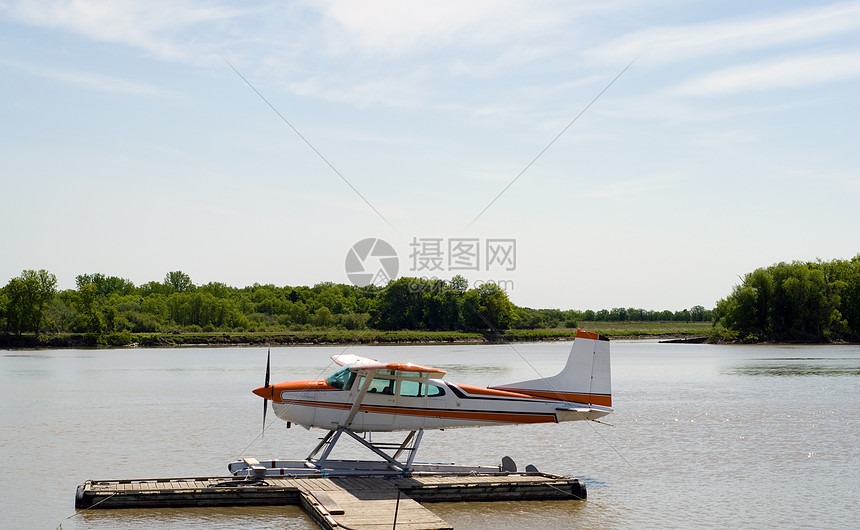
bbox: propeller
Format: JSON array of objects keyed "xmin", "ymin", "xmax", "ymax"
[{"xmin": 262, "ymin": 347, "xmax": 271, "ymax": 436}]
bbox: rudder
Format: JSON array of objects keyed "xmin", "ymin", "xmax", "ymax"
[{"xmin": 489, "ymin": 331, "xmax": 612, "ymax": 407}]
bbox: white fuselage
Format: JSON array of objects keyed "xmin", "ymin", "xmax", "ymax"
[
  {"xmin": 271, "ymin": 377, "xmax": 611, "ymax": 432},
  {"xmin": 258, "ymin": 333, "xmax": 613, "ymax": 433}
]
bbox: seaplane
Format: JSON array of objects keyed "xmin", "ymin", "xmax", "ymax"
[{"xmin": 231, "ymin": 330, "xmax": 611, "ymax": 477}]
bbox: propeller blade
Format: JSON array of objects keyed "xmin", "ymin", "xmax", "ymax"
[
  {"xmin": 262, "ymin": 347, "xmax": 271, "ymax": 437},
  {"xmin": 265, "ymin": 347, "xmax": 271, "ymax": 388},
  {"xmin": 262, "ymin": 397, "xmax": 268, "ymax": 435}
]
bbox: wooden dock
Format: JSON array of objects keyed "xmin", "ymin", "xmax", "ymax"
[{"xmin": 76, "ymin": 472, "xmax": 586, "ymax": 530}]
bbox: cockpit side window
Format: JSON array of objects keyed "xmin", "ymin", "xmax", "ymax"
[
  {"xmin": 367, "ymin": 377, "xmax": 396, "ymax": 395},
  {"xmin": 354, "ymin": 375, "xmax": 396, "ymax": 395},
  {"xmin": 325, "ymin": 367, "xmax": 357, "ymax": 390},
  {"xmin": 428, "ymin": 384, "xmax": 445, "ymax": 397},
  {"xmin": 399, "ymin": 380, "xmax": 425, "ymax": 397}
]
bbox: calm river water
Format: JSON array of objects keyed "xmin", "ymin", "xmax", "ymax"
[{"xmin": 1, "ymin": 342, "xmax": 858, "ymax": 529}]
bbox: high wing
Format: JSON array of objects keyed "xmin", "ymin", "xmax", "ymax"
[
  {"xmin": 373, "ymin": 362, "xmax": 446, "ymax": 375},
  {"xmin": 331, "ymin": 353, "xmax": 447, "ymax": 376},
  {"xmin": 331, "ymin": 353, "xmax": 379, "ymax": 367}
]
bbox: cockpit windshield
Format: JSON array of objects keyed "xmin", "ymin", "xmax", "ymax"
[{"xmin": 325, "ymin": 366, "xmax": 357, "ymax": 390}]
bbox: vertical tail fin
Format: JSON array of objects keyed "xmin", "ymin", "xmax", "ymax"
[{"xmin": 489, "ymin": 331, "xmax": 612, "ymax": 407}]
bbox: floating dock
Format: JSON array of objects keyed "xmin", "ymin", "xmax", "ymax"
[{"xmin": 76, "ymin": 469, "xmax": 586, "ymax": 530}]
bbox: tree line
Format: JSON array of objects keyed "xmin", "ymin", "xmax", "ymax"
[
  {"xmin": 715, "ymin": 255, "xmax": 860, "ymax": 342},
  {"xmin": 1, "ymin": 269, "xmax": 714, "ymax": 341}
]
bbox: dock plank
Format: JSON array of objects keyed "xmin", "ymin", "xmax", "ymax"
[
  {"xmin": 307, "ymin": 491, "xmax": 345, "ymax": 515},
  {"xmin": 301, "ymin": 489, "xmax": 452, "ymax": 530}
]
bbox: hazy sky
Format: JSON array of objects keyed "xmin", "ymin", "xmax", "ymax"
[{"xmin": 2, "ymin": 1, "xmax": 858, "ymax": 311}]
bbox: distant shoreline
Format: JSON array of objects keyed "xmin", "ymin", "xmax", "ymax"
[
  {"xmin": 18, "ymin": 321, "xmax": 849, "ymax": 349},
  {"xmin": 2, "ymin": 329, "xmax": 850, "ymax": 349},
  {"xmin": 0, "ymin": 324, "xmax": 717, "ymax": 349},
  {"xmin": 0, "ymin": 330, "xmax": 571, "ymax": 349}
]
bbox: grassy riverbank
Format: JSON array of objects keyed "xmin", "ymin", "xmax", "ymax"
[{"xmin": 0, "ymin": 321, "xmax": 714, "ymax": 349}]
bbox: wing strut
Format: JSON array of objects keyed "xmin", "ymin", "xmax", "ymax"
[{"xmin": 343, "ymin": 368, "xmax": 377, "ymax": 428}]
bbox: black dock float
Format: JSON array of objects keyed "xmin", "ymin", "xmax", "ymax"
[
  {"xmin": 76, "ymin": 472, "xmax": 586, "ymax": 530},
  {"xmin": 75, "ymin": 476, "xmax": 302, "ymax": 509}
]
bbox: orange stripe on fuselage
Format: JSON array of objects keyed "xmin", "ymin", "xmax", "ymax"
[
  {"xmin": 504, "ymin": 389, "xmax": 612, "ymax": 407},
  {"xmin": 456, "ymin": 383, "xmax": 612, "ymax": 407},
  {"xmin": 285, "ymin": 400, "xmax": 352, "ymax": 411},
  {"xmin": 452, "ymin": 384, "xmax": 540, "ymax": 399},
  {"xmin": 266, "ymin": 380, "xmax": 338, "ymax": 402}
]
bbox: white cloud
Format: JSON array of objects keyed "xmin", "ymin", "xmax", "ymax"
[
  {"xmin": 586, "ymin": 2, "xmax": 860, "ymax": 65},
  {"xmin": 669, "ymin": 51, "xmax": 860, "ymax": 96},
  {"xmin": 317, "ymin": 0, "xmax": 563, "ymax": 55},
  {"xmin": 1, "ymin": 0, "xmax": 243, "ymax": 61}
]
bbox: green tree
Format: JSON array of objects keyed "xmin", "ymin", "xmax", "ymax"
[
  {"xmin": 0, "ymin": 287, "xmax": 8, "ymax": 333},
  {"xmin": 199, "ymin": 281, "xmax": 232, "ymax": 298},
  {"xmin": 476, "ymin": 283, "xmax": 515, "ymax": 330},
  {"xmin": 139, "ymin": 281, "xmax": 172, "ymax": 296},
  {"xmin": 73, "ymin": 283, "xmax": 105, "ymax": 333},
  {"xmin": 439, "ymin": 288, "xmax": 462, "ymax": 330},
  {"xmin": 690, "ymin": 305, "xmax": 706, "ymax": 321},
  {"xmin": 512, "ymin": 307, "xmax": 546, "ymax": 329},
  {"xmin": 421, "ymin": 291, "xmax": 444, "ymax": 330},
  {"xmin": 834, "ymin": 255, "xmax": 860, "ymax": 336},
  {"xmin": 609, "ymin": 307, "xmax": 628, "ymax": 321},
  {"xmin": 461, "ymin": 289, "xmax": 484, "ymax": 330},
  {"xmin": 716, "ymin": 284, "xmax": 760, "ymax": 340},
  {"xmin": 461, "ymin": 283, "xmax": 515, "ymax": 331},
  {"xmin": 374, "ymin": 277, "xmax": 425, "ymax": 330},
  {"xmin": 76, "ymin": 273, "xmax": 136, "ymax": 296},
  {"xmin": 716, "ymin": 256, "xmax": 860, "ymax": 342},
  {"xmin": 45, "ymin": 292, "xmax": 76, "ymax": 333},
  {"xmin": 3, "ymin": 269, "xmax": 57, "ymax": 336},
  {"xmin": 141, "ymin": 294, "xmax": 169, "ymax": 327},
  {"xmin": 339, "ymin": 312, "xmax": 370, "ymax": 330},
  {"xmin": 164, "ymin": 271, "xmax": 193, "ymax": 293},
  {"xmin": 313, "ymin": 306, "xmax": 336, "ymax": 328},
  {"xmin": 450, "ymin": 274, "xmax": 468, "ymax": 293},
  {"xmin": 289, "ymin": 302, "xmax": 310, "ymax": 325}
]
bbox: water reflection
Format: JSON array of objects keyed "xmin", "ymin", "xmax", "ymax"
[
  {"xmin": 430, "ymin": 499, "xmax": 591, "ymax": 528},
  {"xmin": 76, "ymin": 506, "xmax": 315, "ymax": 530},
  {"xmin": 579, "ymin": 477, "xmax": 609, "ymax": 489},
  {"xmin": 726, "ymin": 360, "xmax": 860, "ymax": 377},
  {"xmin": 430, "ymin": 364, "xmax": 511, "ymax": 375}
]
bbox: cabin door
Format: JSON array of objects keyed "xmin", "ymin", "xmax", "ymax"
[{"xmin": 352, "ymin": 374, "xmax": 397, "ymax": 429}]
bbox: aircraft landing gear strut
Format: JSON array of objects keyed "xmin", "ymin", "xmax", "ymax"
[{"xmin": 307, "ymin": 427, "xmax": 425, "ymax": 472}]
